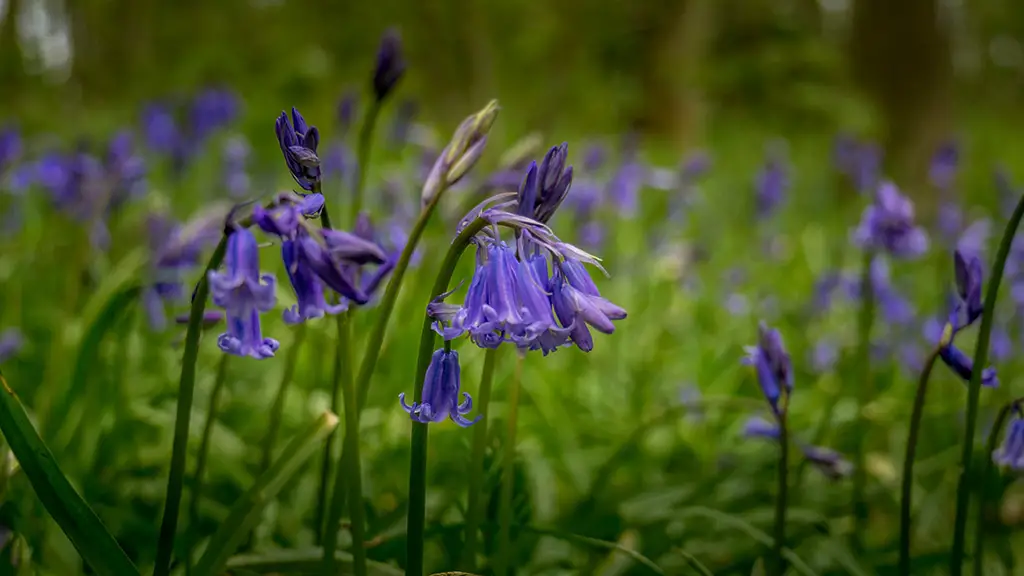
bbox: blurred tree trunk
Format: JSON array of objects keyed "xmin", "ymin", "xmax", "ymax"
[
  {"xmin": 636, "ymin": 0, "xmax": 712, "ymax": 150},
  {"xmin": 850, "ymin": 0, "xmax": 952, "ymax": 212},
  {"xmin": 0, "ymin": 0, "xmax": 25, "ymax": 104}
]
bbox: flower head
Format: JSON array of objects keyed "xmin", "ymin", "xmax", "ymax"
[
  {"xmin": 373, "ymin": 29, "xmax": 406, "ymax": 102},
  {"xmin": 938, "ymin": 343, "xmax": 998, "ymax": 388},
  {"xmin": 742, "ymin": 322, "xmax": 793, "ymax": 413},
  {"xmin": 551, "ymin": 258, "xmax": 626, "ymax": 352},
  {"xmin": 207, "ymin": 228, "xmax": 279, "ymax": 359},
  {"xmin": 252, "ymin": 192, "xmax": 325, "ymax": 239},
  {"xmin": 399, "ymin": 348, "xmax": 479, "ymax": 426},
  {"xmin": 275, "ymin": 108, "xmax": 321, "ymax": 191},
  {"xmin": 853, "ymin": 182, "xmax": 929, "ymax": 258},
  {"xmin": 994, "ymin": 410, "xmax": 1024, "ymax": 471},
  {"xmin": 281, "ymin": 240, "xmax": 347, "ymax": 324}
]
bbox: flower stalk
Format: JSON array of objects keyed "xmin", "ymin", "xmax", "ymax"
[{"xmin": 899, "ymin": 349, "xmax": 940, "ymax": 575}]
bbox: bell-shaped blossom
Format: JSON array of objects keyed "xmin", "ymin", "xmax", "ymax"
[
  {"xmin": 937, "ymin": 343, "xmax": 998, "ymax": 388},
  {"xmin": 275, "ymin": 107, "xmax": 321, "ymax": 191},
  {"xmin": 373, "ymin": 29, "xmax": 406, "ymax": 102},
  {"xmin": 281, "ymin": 239, "xmax": 347, "ymax": 324},
  {"xmin": 853, "ymin": 182, "xmax": 929, "ymax": 258},
  {"xmin": 252, "ymin": 192, "xmax": 325, "ymax": 239},
  {"xmin": 207, "ymin": 227, "xmax": 279, "ymax": 359},
  {"xmin": 950, "ymin": 248, "xmax": 984, "ymax": 332},
  {"xmin": 551, "ymin": 258, "xmax": 626, "ymax": 352},
  {"xmin": 510, "ymin": 254, "xmax": 573, "ymax": 354},
  {"xmin": 993, "ymin": 411, "xmax": 1024, "ymax": 471},
  {"xmin": 399, "ymin": 348, "xmax": 479, "ymax": 427},
  {"xmin": 293, "ymin": 230, "xmax": 374, "ymax": 305},
  {"xmin": 742, "ymin": 322, "xmax": 793, "ymax": 414}
]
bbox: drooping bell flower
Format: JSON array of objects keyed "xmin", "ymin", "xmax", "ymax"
[
  {"xmin": 550, "ymin": 258, "xmax": 626, "ymax": 352},
  {"xmin": 190, "ymin": 88, "xmax": 241, "ymax": 145},
  {"xmin": 742, "ymin": 322, "xmax": 793, "ymax": 414},
  {"xmin": 293, "ymin": 229, "xmax": 379, "ymax": 305},
  {"xmin": 372, "ymin": 29, "xmax": 406, "ymax": 103},
  {"xmin": 993, "ymin": 409, "xmax": 1024, "ymax": 471},
  {"xmin": 275, "ymin": 108, "xmax": 321, "ymax": 191},
  {"xmin": 207, "ymin": 227, "xmax": 279, "ymax": 359},
  {"xmin": 607, "ymin": 160, "xmax": 644, "ymax": 217},
  {"xmin": 937, "ymin": 343, "xmax": 998, "ymax": 388},
  {"xmin": 853, "ymin": 182, "xmax": 929, "ymax": 258},
  {"xmin": 510, "ymin": 254, "xmax": 572, "ymax": 355},
  {"xmin": 281, "ymin": 239, "xmax": 347, "ymax": 324},
  {"xmin": 950, "ymin": 248, "xmax": 984, "ymax": 332},
  {"xmin": 399, "ymin": 348, "xmax": 479, "ymax": 426},
  {"xmin": 252, "ymin": 192, "xmax": 325, "ymax": 239}
]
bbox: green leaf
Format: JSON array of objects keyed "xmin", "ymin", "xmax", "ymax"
[
  {"xmin": 191, "ymin": 410, "xmax": 339, "ymax": 576},
  {"xmin": 0, "ymin": 370, "xmax": 139, "ymax": 576},
  {"xmin": 225, "ymin": 547, "xmax": 403, "ymax": 575}
]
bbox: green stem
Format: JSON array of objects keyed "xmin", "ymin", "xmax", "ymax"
[
  {"xmin": 772, "ymin": 411, "xmax": 788, "ymax": 576},
  {"xmin": 260, "ymin": 325, "xmax": 307, "ymax": 474},
  {"xmin": 495, "ymin": 355, "xmax": 524, "ymax": 576},
  {"xmin": 899, "ymin": 349, "xmax": 940, "ymax": 576},
  {"xmin": 317, "ymin": 311, "xmax": 351, "ymax": 542},
  {"xmin": 323, "ymin": 316, "xmax": 368, "ymax": 575},
  {"xmin": 460, "ymin": 347, "xmax": 499, "ymax": 570},
  {"xmin": 972, "ymin": 399, "xmax": 1020, "ymax": 576},
  {"xmin": 153, "ymin": 234, "xmax": 228, "ymax": 576},
  {"xmin": 950, "ymin": 191, "xmax": 1024, "ymax": 575},
  {"xmin": 406, "ymin": 217, "xmax": 489, "ymax": 576},
  {"xmin": 185, "ymin": 353, "xmax": 231, "ymax": 575},
  {"xmin": 851, "ymin": 249, "xmax": 875, "ymax": 553},
  {"xmin": 352, "ymin": 99, "xmax": 382, "ymax": 220}
]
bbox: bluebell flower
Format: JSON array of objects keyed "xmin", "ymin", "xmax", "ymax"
[
  {"xmin": 993, "ymin": 410, "xmax": 1024, "ymax": 471},
  {"xmin": 607, "ymin": 160, "xmax": 644, "ymax": 217},
  {"xmin": 834, "ymin": 136, "xmax": 881, "ymax": 193},
  {"xmin": 510, "ymin": 254, "xmax": 573, "ymax": 354},
  {"xmin": 207, "ymin": 227, "xmax": 279, "ymax": 359},
  {"xmin": 742, "ymin": 322, "xmax": 793, "ymax": 413},
  {"xmin": 275, "ymin": 108, "xmax": 321, "ymax": 191},
  {"xmin": 551, "ymin": 258, "xmax": 626, "ymax": 352},
  {"xmin": 105, "ymin": 131, "xmax": 147, "ymax": 208},
  {"xmin": 337, "ymin": 91, "xmax": 358, "ymax": 135},
  {"xmin": 853, "ymin": 182, "xmax": 929, "ymax": 258},
  {"xmin": 938, "ymin": 343, "xmax": 998, "ymax": 388},
  {"xmin": 950, "ymin": 248, "xmax": 983, "ymax": 331},
  {"xmin": 582, "ymin": 143, "xmax": 607, "ymax": 173},
  {"xmin": 142, "ymin": 103, "xmax": 182, "ymax": 157},
  {"xmin": 680, "ymin": 151, "xmax": 712, "ymax": 186},
  {"xmin": 754, "ymin": 144, "xmax": 788, "ymax": 219},
  {"xmin": 281, "ymin": 239, "xmax": 347, "ymax": 324},
  {"xmin": 929, "ymin": 140, "xmax": 959, "ymax": 191},
  {"xmin": 399, "ymin": 348, "xmax": 479, "ymax": 426},
  {"xmin": 223, "ymin": 136, "xmax": 251, "ymax": 198},
  {"xmin": 190, "ymin": 88, "xmax": 240, "ymax": 144},
  {"xmin": 0, "ymin": 126, "xmax": 21, "ymax": 175},
  {"xmin": 0, "ymin": 328, "xmax": 23, "ymax": 363},
  {"xmin": 252, "ymin": 192, "xmax": 325, "ymax": 239},
  {"xmin": 373, "ymin": 29, "xmax": 406, "ymax": 102},
  {"xmin": 743, "ymin": 415, "xmax": 781, "ymax": 440},
  {"xmin": 293, "ymin": 229, "xmax": 380, "ymax": 305},
  {"xmin": 802, "ymin": 445, "xmax": 854, "ymax": 479}
]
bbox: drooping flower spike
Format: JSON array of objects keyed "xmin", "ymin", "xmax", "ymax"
[
  {"xmin": 399, "ymin": 348, "xmax": 479, "ymax": 427},
  {"xmin": 207, "ymin": 227, "xmax": 279, "ymax": 359}
]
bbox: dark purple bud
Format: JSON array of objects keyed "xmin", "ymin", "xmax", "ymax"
[
  {"xmin": 275, "ymin": 108, "xmax": 321, "ymax": 191},
  {"xmin": 516, "ymin": 162, "xmax": 539, "ymax": 218},
  {"xmin": 742, "ymin": 322, "xmax": 792, "ymax": 413},
  {"xmin": 373, "ymin": 29, "xmax": 406, "ymax": 102},
  {"xmin": 399, "ymin": 348, "xmax": 479, "ymax": 426},
  {"xmin": 938, "ymin": 343, "xmax": 998, "ymax": 388}
]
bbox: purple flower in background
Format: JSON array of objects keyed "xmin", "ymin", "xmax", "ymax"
[
  {"xmin": 223, "ymin": 136, "xmax": 251, "ymax": 198},
  {"xmin": 389, "ymin": 100, "xmax": 418, "ymax": 149},
  {"xmin": 142, "ymin": 103, "xmax": 182, "ymax": 156},
  {"xmin": 743, "ymin": 415, "xmax": 780, "ymax": 440},
  {"xmin": 742, "ymin": 322, "xmax": 793, "ymax": 414},
  {"xmin": 938, "ymin": 343, "xmax": 998, "ymax": 388},
  {"xmin": 929, "ymin": 140, "xmax": 959, "ymax": 191},
  {"xmin": 190, "ymin": 88, "xmax": 240, "ymax": 144},
  {"xmin": 373, "ymin": 29, "xmax": 406, "ymax": 102},
  {"xmin": 991, "ymin": 325, "xmax": 1012, "ymax": 362},
  {"xmin": 105, "ymin": 131, "xmax": 147, "ymax": 208},
  {"xmin": 399, "ymin": 348, "xmax": 479, "ymax": 426},
  {"xmin": 937, "ymin": 202, "xmax": 963, "ymax": 246},
  {"xmin": 582, "ymin": 143, "xmax": 607, "ymax": 173},
  {"xmin": 0, "ymin": 328, "xmax": 23, "ymax": 363},
  {"xmin": 680, "ymin": 151, "xmax": 712, "ymax": 185},
  {"xmin": 993, "ymin": 410, "xmax": 1024, "ymax": 471},
  {"xmin": 834, "ymin": 136, "xmax": 881, "ymax": 193},
  {"xmin": 275, "ymin": 108, "xmax": 321, "ymax": 191},
  {"xmin": 802, "ymin": 445, "xmax": 854, "ymax": 479},
  {"xmin": 810, "ymin": 341, "xmax": 838, "ymax": 373},
  {"xmin": 754, "ymin": 144, "xmax": 789, "ymax": 219},
  {"xmin": 853, "ymin": 182, "xmax": 928, "ymax": 258},
  {"xmin": 607, "ymin": 160, "xmax": 644, "ymax": 216},
  {"xmin": 0, "ymin": 126, "xmax": 21, "ymax": 175},
  {"xmin": 207, "ymin": 227, "xmax": 279, "ymax": 359},
  {"xmin": 337, "ymin": 91, "xmax": 358, "ymax": 135},
  {"xmin": 323, "ymin": 142, "xmax": 356, "ymax": 185}
]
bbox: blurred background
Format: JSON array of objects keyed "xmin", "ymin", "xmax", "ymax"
[{"xmin": 4, "ymin": 0, "xmax": 1024, "ymax": 574}]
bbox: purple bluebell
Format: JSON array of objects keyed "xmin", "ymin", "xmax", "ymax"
[
  {"xmin": 190, "ymin": 88, "xmax": 240, "ymax": 144},
  {"xmin": 937, "ymin": 202, "xmax": 963, "ymax": 247},
  {"xmin": 680, "ymin": 151, "xmax": 712, "ymax": 186},
  {"xmin": 0, "ymin": 126, "xmax": 21, "ymax": 175},
  {"xmin": 853, "ymin": 182, "xmax": 929, "ymax": 258},
  {"xmin": 938, "ymin": 343, "xmax": 998, "ymax": 388},
  {"xmin": 929, "ymin": 140, "xmax": 959, "ymax": 191},
  {"xmin": 811, "ymin": 272, "xmax": 843, "ymax": 314},
  {"xmin": 252, "ymin": 192, "xmax": 325, "ymax": 239},
  {"xmin": 281, "ymin": 239, "xmax": 347, "ymax": 324},
  {"xmin": 551, "ymin": 258, "xmax": 626, "ymax": 352},
  {"xmin": 993, "ymin": 410, "xmax": 1024, "ymax": 471},
  {"xmin": 223, "ymin": 136, "xmax": 251, "ymax": 198},
  {"xmin": 801, "ymin": 445, "xmax": 854, "ymax": 479},
  {"xmin": 337, "ymin": 91, "xmax": 358, "ymax": 135},
  {"xmin": 742, "ymin": 322, "xmax": 793, "ymax": 414},
  {"xmin": 514, "ymin": 149, "xmax": 573, "ymax": 224},
  {"xmin": 143, "ymin": 210, "xmax": 223, "ymax": 330},
  {"xmin": 754, "ymin": 145, "xmax": 788, "ymax": 219},
  {"xmin": 373, "ymin": 29, "xmax": 406, "ymax": 102},
  {"xmin": 510, "ymin": 254, "xmax": 573, "ymax": 354},
  {"xmin": 743, "ymin": 416, "xmax": 781, "ymax": 440},
  {"xmin": 399, "ymin": 348, "xmax": 479, "ymax": 426},
  {"xmin": 607, "ymin": 160, "xmax": 644, "ymax": 216},
  {"xmin": 105, "ymin": 131, "xmax": 147, "ymax": 208},
  {"xmin": 0, "ymin": 328, "xmax": 23, "ymax": 363},
  {"xmin": 950, "ymin": 248, "xmax": 983, "ymax": 332},
  {"xmin": 991, "ymin": 325, "xmax": 1012, "ymax": 362},
  {"xmin": 293, "ymin": 230, "xmax": 377, "ymax": 305},
  {"xmin": 582, "ymin": 143, "xmax": 607, "ymax": 173},
  {"xmin": 834, "ymin": 136, "xmax": 881, "ymax": 193},
  {"xmin": 207, "ymin": 227, "xmax": 279, "ymax": 359},
  {"xmin": 275, "ymin": 108, "xmax": 321, "ymax": 191},
  {"xmin": 142, "ymin": 103, "xmax": 182, "ymax": 157}
]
